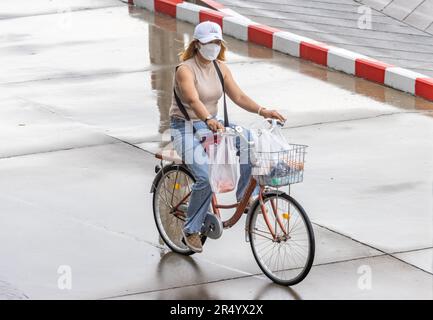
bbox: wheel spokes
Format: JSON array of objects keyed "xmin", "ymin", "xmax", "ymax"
[
  {"xmin": 156, "ymin": 168, "xmax": 193, "ymax": 251},
  {"xmin": 251, "ymin": 195, "xmax": 312, "ymax": 282}
]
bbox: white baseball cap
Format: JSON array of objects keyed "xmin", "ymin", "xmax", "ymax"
[{"xmin": 193, "ymin": 21, "xmax": 224, "ymax": 44}]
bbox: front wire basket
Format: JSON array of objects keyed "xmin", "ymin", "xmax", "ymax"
[{"xmin": 252, "ymin": 144, "xmax": 307, "ymax": 187}]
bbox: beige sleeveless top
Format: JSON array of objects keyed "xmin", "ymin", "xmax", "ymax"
[{"xmin": 169, "ymin": 55, "xmax": 223, "ymax": 121}]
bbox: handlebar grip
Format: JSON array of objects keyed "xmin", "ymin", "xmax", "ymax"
[{"xmin": 265, "ymin": 118, "xmax": 285, "ymax": 127}]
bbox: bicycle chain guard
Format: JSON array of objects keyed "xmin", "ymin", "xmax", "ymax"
[{"xmin": 201, "ymin": 212, "xmax": 223, "ymax": 239}]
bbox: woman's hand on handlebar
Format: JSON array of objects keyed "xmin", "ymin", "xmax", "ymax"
[
  {"xmin": 206, "ymin": 118, "xmax": 225, "ymax": 132},
  {"xmin": 260, "ymin": 108, "xmax": 286, "ymax": 122}
]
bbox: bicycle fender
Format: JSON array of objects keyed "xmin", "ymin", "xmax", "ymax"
[{"xmin": 150, "ymin": 163, "xmax": 187, "ymax": 193}]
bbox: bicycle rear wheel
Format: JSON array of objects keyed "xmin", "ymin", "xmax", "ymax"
[
  {"xmin": 248, "ymin": 191, "xmax": 315, "ymax": 286},
  {"xmin": 153, "ymin": 165, "xmax": 206, "ymax": 256}
]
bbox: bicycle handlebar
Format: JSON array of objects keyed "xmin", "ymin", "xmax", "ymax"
[
  {"xmin": 265, "ymin": 118, "xmax": 285, "ymax": 127},
  {"xmin": 211, "ymin": 118, "xmax": 285, "ymax": 146}
]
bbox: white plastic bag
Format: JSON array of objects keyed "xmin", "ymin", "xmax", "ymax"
[
  {"xmin": 252, "ymin": 119, "xmax": 290, "ymax": 153},
  {"xmin": 251, "ymin": 120, "xmax": 292, "ymax": 176},
  {"xmin": 208, "ymin": 135, "xmax": 239, "ymax": 193}
]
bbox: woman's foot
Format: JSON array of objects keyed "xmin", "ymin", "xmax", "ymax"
[{"xmin": 182, "ymin": 231, "xmax": 203, "ymax": 253}]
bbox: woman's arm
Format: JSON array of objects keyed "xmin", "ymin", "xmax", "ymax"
[
  {"xmin": 219, "ymin": 62, "xmax": 286, "ymax": 122},
  {"xmin": 176, "ymin": 65, "xmax": 224, "ymax": 131}
]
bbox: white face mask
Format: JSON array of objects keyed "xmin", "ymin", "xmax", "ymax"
[{"xmin": 198, "ymin": 42, "xmax": 221, "ymax": 61}]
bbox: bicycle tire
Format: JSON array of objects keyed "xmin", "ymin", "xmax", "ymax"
[{"xmin": 248, "ymin": 191, "xmax": 315, "ymax": 286}]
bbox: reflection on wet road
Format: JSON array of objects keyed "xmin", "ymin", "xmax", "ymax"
[{"xmin": 0, "ymin": 2, "xmax": 432, "ymax": 299}]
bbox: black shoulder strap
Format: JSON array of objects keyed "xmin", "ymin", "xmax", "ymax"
[
  {"xmin": 173, "ymin": 61, "xmax": 229, "ymax": 129},
  {"xmin": 173, "ymin": 65, "xmax": 198, "ymax": 134},
  {"xmin": 213, "ymin": 60, "xmax": 229, "ymax": 128},
  {"xmin": 173, "ymin": 65, "xmax": 191, "ymax": 122}
]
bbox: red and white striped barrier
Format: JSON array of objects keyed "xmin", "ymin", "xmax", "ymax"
[{"xmin": 124, "ymin": 0, "xmax": 433, "ymax": 102}]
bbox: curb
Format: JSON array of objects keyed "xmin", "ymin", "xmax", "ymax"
[{"xmin": 125, "ymin": 0, "xmax": 433, "ymax": 102}]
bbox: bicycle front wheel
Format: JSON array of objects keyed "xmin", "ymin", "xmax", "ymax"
[{"xmin": 249, "ymin": 191, "xmax": 315, "ymax": 286}]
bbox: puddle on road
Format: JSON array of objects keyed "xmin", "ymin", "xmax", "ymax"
[
  {"xmin": 125, "ymin": 5, "xmax": 433, "ymax": 136},
  {"xmin": 128, "ymin": 252, "xmax": 303, "ymax": 300}
]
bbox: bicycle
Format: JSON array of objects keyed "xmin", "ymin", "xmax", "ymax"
[{"xmin": 150, "ymin": 122, "xmax": 315, "ymax": 286}]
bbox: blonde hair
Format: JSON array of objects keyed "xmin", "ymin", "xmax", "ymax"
[{"xmin": 178, "ymin": 39, "xmax": 227, "ymax": 62}]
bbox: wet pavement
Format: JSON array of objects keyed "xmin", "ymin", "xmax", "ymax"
[
  {"xmin": 355, "ymin": 0, "xmax": 433, "ymax": 34},
  {"xmin": 0, "ymin": 1, "xmax": 432, "ymax": 299},
  {"xmin": 215, "ymin": 0, "xmax": 433, "ymax": 77}
]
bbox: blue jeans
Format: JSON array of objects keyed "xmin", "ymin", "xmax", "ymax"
[{"xmin": 170, "ymin": 117, "xmax": 259, "ymax": 234}]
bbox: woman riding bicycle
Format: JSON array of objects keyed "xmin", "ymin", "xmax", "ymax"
[{"xmin": 169, "ymin": 21, "xmax": 285, "ymax": 253}]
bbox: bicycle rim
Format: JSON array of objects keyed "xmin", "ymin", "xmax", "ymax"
[
  {"xmin": 153, "ymin": 165, "xmax": 195, "ymax": 255},
  {"xmin": 249, "ymin": 192, "xmax": 315, "ymax": 286}
]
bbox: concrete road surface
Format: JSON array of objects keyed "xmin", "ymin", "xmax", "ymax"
[
  {"xmin": 0, "ymin": 0, "xmax": 432, "ymax": 299},
  {"xmin": 215, "ymin": 0, "xmax": 433, "ymax": 77}
]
